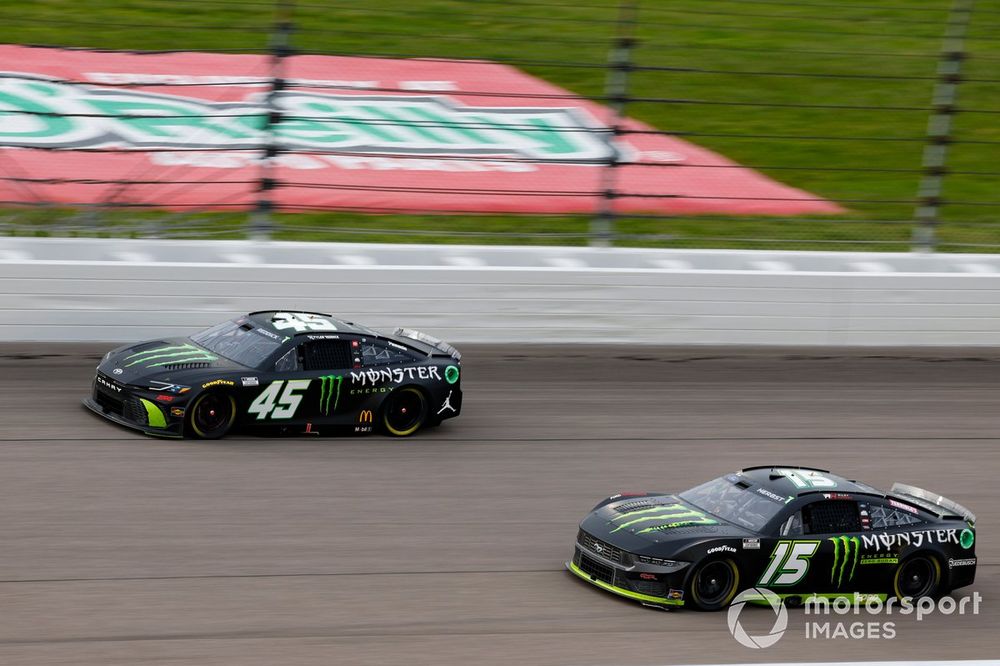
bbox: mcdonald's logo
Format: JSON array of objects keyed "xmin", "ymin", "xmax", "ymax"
[{"xmin": 358, "ymin": 410, "xmax": 374, "ymax": 424}]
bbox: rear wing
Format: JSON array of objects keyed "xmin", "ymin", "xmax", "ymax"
[
  {"xmin": 890, "ymin": 483, "xmax": 976, "ymax": 524},
  {"xmin": 392, "ymin": 328, "xmax": 461, "ymax": 361}
]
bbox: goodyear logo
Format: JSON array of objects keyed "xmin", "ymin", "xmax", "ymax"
[
  {"xmin": 202, "ymin": 379, "xmax": 235, "ymax": 389},
  {"xmin": 829, "ymin": 535, "xmax": 860, "ymax": 588},
  {"xmin": 609, "ymin": 503, "xmax": 718, "ymax": 535},
  {"xmin": 319, "ymin": 375, "xmax": 343, "ymax": 415}
]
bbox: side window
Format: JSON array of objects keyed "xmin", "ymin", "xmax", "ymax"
[
  {"xmin": 302, "ymin": 340, "xmax": 352, "ymax": 371},
  {"xmin": 274, "ymin": 347, "xmax": 299, "ymax": 372},
  {"xmin": 359, "ymin": 341, "xmax": 416, "ymax": 367},
  {"xmin": 780, "ymin": 511, "xmax": 804, "ymax": 537},
  {"xmin": 867, "ymin": 502, "xmax": 923, "ymax": 529},
  {"xmin": 802, "ymin": 501, "xmax": 862, "ymax": 535}
]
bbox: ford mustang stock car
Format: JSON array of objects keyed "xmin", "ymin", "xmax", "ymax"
[
  {"xmin": 84, "ymin": 311, "xmax": 462, "ymax": 439},
  {"xmin": 568, "ymin": 466, "xmax": 976, "ymax": 611}
]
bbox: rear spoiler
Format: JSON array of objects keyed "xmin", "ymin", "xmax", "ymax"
[
  {"xmin": 392, "ymin": 328, "xmax": 461, "ymax": 361},
  {"xmin": 890, "ymin": 483, "xmax": 976, "ymax": 524}
]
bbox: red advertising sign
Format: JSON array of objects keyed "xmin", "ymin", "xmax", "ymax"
[{"xmin": 0, "ymin": 45, "xmax": 840, "ymax": 216}]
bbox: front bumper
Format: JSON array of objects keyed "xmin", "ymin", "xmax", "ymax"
[
  {"xmin": 567, "ymin": 533, "xmax": 687, "ymax": 608},
  {"xmin": 85, "ymin": 375, "xmax": 184, "ymax": 438}
]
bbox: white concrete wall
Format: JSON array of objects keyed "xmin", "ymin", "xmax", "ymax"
[{"xmin": 3, "ymin": 238, "xmax": 1000, "ymax": 345}]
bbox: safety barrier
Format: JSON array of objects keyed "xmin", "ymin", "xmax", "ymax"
[{"xmin": 3, "ymin": 238, "xmax": 1000, "ymax": 345}]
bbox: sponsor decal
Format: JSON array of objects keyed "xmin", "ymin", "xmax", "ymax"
[
  {"xmin": 445, "ymin": 365, "xmax": 460, "ymax": 384},
  {"xmin": 742, "ymin": 538, "xmax": 761, "ymax": 550},
  {"xmin": 437, "ymin": 390, "xmax": 457, "ymax": 415},
  {"xmin": 829, "ymin": 536, "xmax": 860, "ymax": 588},
  {"xmin": 241, "ymin": 377, "xmax": 259, "ymax": 387},
  {"xmin": 170, "ymin": 407, "xmax": 185, "ymax": 417},
  {"xmin": 667, "ymin": 589, "xmax": 684, "ymax": 601},
  {"xmin": 609, "ymin": 502, "xmax": 718, "ymax": 535},
  {"xmin": 859, "ymin": 555, "xmax": 898, "ymax": 566},
  {"xmin": 201, "ymin": 379, "xmax": 235, "ymax": 389},
  {"xmin": 350, "ymin": 366, "xmax": 442, "ymax": 386},
  {"xmin": 949, "ymin": 558, "xmax": 977, "ymax": 568},
  {"xmin": 823, "ymin": 493, "xmax": 853, "ymax": 500},
  {"xmin": 888, "ymin": 499, "xmax": 919, "ymax": 515},
  {"xmin": 148, "ymin": 381, "xmax": 191, "ymax": 394},
  {"xmin": 155, "ymin": 394, "xmax": 174, "ymax": 403},
  {"xmin": 708, "ymin": 545, "xmax": 737, "ymax": 555},
  {"xmin": 639, "ymin": 572, "xmax": 658, "ymax": 581},
  {"xmin": 756, "ymin": 487, "xmax": 787, "ymax": 504},
  {"xmin": 123, "ymin": 343, "xmax": 217, "ymax": 368},
  {"xmin": 861, "ymin": 528, "xmax": 969, "ymax": 551},
  {"xmin": 253, "ymin": 327, "xmax": 281, "ymax": 341},
  {"xmin": 355, "ymin": 409, "xmax": 374, "ymax": 433},
  {"xmin": 96, "ymin": 375, "xmax": 123, "ymax": 393},
  {"xmin": 319, "ymin": 374, "xmax": 343, "ymax": 415}
]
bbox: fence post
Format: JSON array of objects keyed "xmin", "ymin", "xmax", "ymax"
[
  {"xmin": 590, "ymin": 1, "xmax": 637, "ymax": 248},
  {"xmin": 250, "ymin": 1, "xmax": 294, "ymax": 241},
  {"xmin": 911, "ymin": 0, "xmax": 974, "ymax": 252}
]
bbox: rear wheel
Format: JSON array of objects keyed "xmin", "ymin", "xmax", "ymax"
[
  {"xmin": 894, "ymin": 555, "xmax": 941, "ymax": 600},
  {"xmin": 187, "ymin": 392, "xmax": 236, "ymax": 439},
  {"xmin": 687, "ymin": 559, "xmax": 740, "ymax": 611},
  {"xmin": 381, "ymin": 387, "xmax": 429, "ymax": 437}
]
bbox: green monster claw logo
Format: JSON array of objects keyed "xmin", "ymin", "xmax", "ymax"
[
  {"xmin": 610, "ymin": 503, "xmax": 719, "ymax": 534},
  {"xmin": 318, "ymin": 375, "xmax": 343, "ymax": 415},
  {"xmin": 123, "ymin": 343, "xmax": 217, "ymax": 368},
  {"xmin": 445, "ymin": 365, "xmax": 460, "ymax": 385},
  {"xmin": 829, "ymin": 535, "xmax": 860, "ymax": 587}
]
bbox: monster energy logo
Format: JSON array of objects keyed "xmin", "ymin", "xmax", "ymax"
[
  {"xmin": 319, "ymin": 375, "xmax": 343, "ymax": 415},
  {"xmin": 610, "ymin": 503, "xmax": 719, "ymax": 534},
  {"xmin": 122, "ymin": 343, "xmax": 217, "ymax": 368},
  {"xmin": 829, "ymin": 535, "xmax": 860, "ymax": 588}
]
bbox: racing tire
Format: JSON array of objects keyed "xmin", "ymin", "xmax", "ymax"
[
  {"xmin": 686, "ymin": 558, "xmax": 741, "ymax": 611},
  {"xmin": 381, "ymin": 387, "xmax": 429, "ymax": 437},
  {"xmin": 186, "ymin": 391, "xmax": 237, "ymax": 440},
  {"xmin": 893, "ymin": 554, "xmax": 941, "ymax": 600}
]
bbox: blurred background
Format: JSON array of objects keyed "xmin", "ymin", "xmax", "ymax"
[{"xmin": 1, "ymin": 0, "xmax": 998, "ymax": 251}]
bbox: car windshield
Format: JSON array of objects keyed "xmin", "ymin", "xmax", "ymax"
[
  {"xmin": 679, "ymin": 476, "xmax": 787, "ymax": 531},
  {"xmin": 190, "ymin": 320, "xmax": 283, "ymax": 369}
]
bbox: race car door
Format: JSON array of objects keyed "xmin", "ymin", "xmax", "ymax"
[{"xmin": 771, "ymin": 498, "xmax": 869, "ymax": 595}]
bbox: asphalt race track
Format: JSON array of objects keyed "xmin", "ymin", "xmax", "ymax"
[{"xmin": 1, "ymin": 344, "xmax": 998, "ymax": 665}]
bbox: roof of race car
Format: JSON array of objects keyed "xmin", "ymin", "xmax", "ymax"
[
  {"xmin": 737, "ymin": 466, "xmax": 881, "ymax": 498},
  {"xmin": 244, "ymin": 311, "xmax": 376, "ymax": 336}
]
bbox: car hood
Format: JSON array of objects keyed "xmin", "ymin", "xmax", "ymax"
[
  {"xmin": 579, "ymin": 494, "xmax": 755, "ymax": 556},
  {"xmin": 97, "ymin": 337, "xmax": 247, "ymax": 386}
]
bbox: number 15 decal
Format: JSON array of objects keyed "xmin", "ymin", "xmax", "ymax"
[{"xmin": 758, "ymin": 540, "xmax": 820, "ymax": 586}]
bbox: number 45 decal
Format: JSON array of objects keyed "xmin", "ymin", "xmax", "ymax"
[
  {"xmin": 249, "ymin": 380, "xmax": 311, "ymax": 420},
  {"xmin": 758, "ymin": 540, "xmax": 820, "ymax": 586}
]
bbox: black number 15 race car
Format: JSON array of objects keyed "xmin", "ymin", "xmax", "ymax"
[
  {"xmin": 84, "ymin": 311, "xmax": 462, "ymax": 439},
  {"xmin": 568, "ymin": 466, "xmax": 976, "ymax": 611}
]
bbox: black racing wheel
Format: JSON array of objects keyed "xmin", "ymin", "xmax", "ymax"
[
  {"xmin": 894, "ymin": 555, "xmax": 941, "ymax": 600},
  {"xmin": 187, "ymin": 392, "xmax": 236, "ymax": 439},
  {"xmin": 381, "ymin": 387, "xmax": 429, "ymax": 437},
  {"xmin": 687, "ymin": 559, "xmax": 741, "ymax": 611}
]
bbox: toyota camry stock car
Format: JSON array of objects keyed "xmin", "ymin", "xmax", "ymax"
[
  {"xmin": 568, "ymin": 466, "xmax": 976, "ymax": 611},
  {"xmin": 85, "ymin": 311, "xmax": 462, "ymax": 439}
]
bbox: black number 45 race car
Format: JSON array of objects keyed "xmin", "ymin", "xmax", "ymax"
[
  {"xmin": 568, "ymin": 466, "xmax": 976, "ymax": 611},
  {"xmin": 84, "ymin": 311, "xmax": 462, "ymax": 439}
]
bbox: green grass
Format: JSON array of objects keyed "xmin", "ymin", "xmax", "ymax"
[{"xmin": 1, "ymin": 0, "xmax": 999, "ymax": 250}]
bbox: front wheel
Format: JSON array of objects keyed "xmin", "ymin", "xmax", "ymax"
[
  {"xmin": 381, "ymin": 387, "xmax": 429, "ymax": 437},
  {"xmin": 687, "ymin": 559, "xmax": 741, "ymax": 611},
  {"xmin": 186, "ymin": 392, "xmax": 236, "ymax": 439},
  {"xmin": 894, "ymin": 555, "xmax": 941, "ymax": 600}
]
